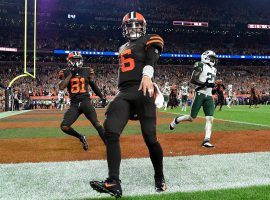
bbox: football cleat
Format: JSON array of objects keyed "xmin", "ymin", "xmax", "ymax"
[
  {"xmin": 169, "ymin": 117, "xmax": 179, "ymax": 130},
  {"xmin": 202, "ymin": 140, "xmax": 215, "ymax": 148},
  {"xmin": 80, "ymin": 136, "xmax": 89, "ymax": 151},
  {"xmin": 155, "ymin": 178, "xmax": 167, "ymax": 192},
  {"xmin": 90, "ymin": 178, "xmax": 122, "ymax": 198}
]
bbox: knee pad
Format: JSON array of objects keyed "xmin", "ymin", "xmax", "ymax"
[
  {"xmin": 105, "ymin": 132, "xmax": 120, "ymax": 144},
  {"xmin": 61, "ymin": 125, "xmax": 70, "ymax": 132}
]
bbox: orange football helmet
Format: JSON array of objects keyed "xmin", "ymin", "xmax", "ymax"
[
  {"xmin": 67, "ymin": 51, "xmax": 83, "ymax": 68},
  {"xmin": 122, "ymin": 11, "xmax": 146, "ymax": 40}
]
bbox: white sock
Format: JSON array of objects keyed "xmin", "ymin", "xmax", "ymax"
[
  {"xmin": 205, "ymin": 116, "xmax": 214, "ymax": 140},
  {"xmin": 164, "ymin": 102, "xmax": 168, "ymax": 110},
  {"xmin": 176, "ymin": 115, "xmax": 193, "ymax": 123}
]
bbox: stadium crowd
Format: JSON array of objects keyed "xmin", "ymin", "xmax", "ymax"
[
  {"xmin": 0, "ymin": 0, "xmax": 270, "ymax": 111},
  {"xmin": 0, "ymin": 61, "xmax": 269, "ymax": 111}
]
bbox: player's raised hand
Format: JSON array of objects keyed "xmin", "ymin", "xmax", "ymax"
[{"xmin": 139, "ymin": 75, "xmax": 154, "ymax": 97}]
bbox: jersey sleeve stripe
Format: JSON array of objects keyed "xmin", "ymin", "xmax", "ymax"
[
  {"xmin": 150, "ymin": 36, "xmax": 164, "ymax": 42},
  {"xmin": 146, "ymin": 40, "xmax": 164, "ymax": 46}
]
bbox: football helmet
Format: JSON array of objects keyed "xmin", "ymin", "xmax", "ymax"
[
  {"xmin": 122, "ymin": 11, "xmax": 146, "ymax": 40},
  {"xmin": 201, "ymin": 50, "xmax": 218, "ymax": 67},
  {"xmin": 67, "ymin": 51, "xmax": 83, "ymax": 68}
]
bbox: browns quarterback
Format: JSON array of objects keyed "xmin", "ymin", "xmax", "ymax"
[
  {"xmin": 90, "ymin": 11, "xmax": 167, "ymax": 198},
  {"xmin": 58, "ymin": 51, "xmax": 106, "ymax": 151}
]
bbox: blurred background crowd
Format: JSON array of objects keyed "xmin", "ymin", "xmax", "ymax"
[{"xmin": 0, "ymin": 0, "xmax": 269, "ymax": 111}]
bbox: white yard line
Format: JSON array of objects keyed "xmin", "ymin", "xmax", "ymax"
[
  {"xmin": 0, "ymin": 110, "xmax": 32, "ymax": 119},
  {"xmin": 162, "ymin": 110, "xmax": 270, "ymax": 128},
  {"xmin": 1, "ymin": 152, "xmax": 270, "ymax": 200}
]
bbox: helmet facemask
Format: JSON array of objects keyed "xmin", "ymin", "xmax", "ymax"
[
  {"xmin": 122, "ymin": 11, "xmax": 146, "ymax": 41},
  {"xmin": 67, "ymin": 52, "xmax": 83, "ymax": 68},
  {"xmin": 201, "ymin": 50, "xmax": 218, "ymax": 67},
  {"xmin": 123, "ymin": 20, "xmax": 146, "ymax": 40}
]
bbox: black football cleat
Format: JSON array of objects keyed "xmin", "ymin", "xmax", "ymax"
[
  {"xmin": 90, "ymin": 178, "xmax": 122, "ymax": 198},
  {"xmin": 155, "ymin": 178, "xmax": 167, "ymax": 192},
  {"xmin": 80, "ymin": 136, "xmax": 89, "ymax": 151}
]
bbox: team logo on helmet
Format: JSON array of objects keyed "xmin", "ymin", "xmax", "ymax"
[
  {"xmin": 122, "ymin": 11, "xmax": 146, "ymax": 40},
  {"xmin": 201, "ymin": 50, "xmax": 218, "ymax": 67},
  {"xmin": 67, "ymin": 51, "xmax": 83, "ymax": 68}
]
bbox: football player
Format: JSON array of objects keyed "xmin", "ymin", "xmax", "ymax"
[
  {"xmin": 181, "ymin": 82, "xmax": 189, "ymax": 112},
  {"xmin": 170, "ymin": 84, "xmax": 178, "ymax": 109},
  {"xmin": 162, "ymin": 82, "xmax": 171, "ymax": 110},
  {"xmin": 170, "ymin": 50, "xmax": 217, "ymax": 148},
  {"xmin": 90, "ymin": 11, "xmax": 167, "ymax": 198},
  {"xmin": 249, "ymin": 83, "xmax": 258, "ymax": 108},
  {"xmin": 214, "ymin": 79, "xmax": 225, "ymax": 111},
  {"xmin": 59, "ymin": 51, "xmax": 106, "ymax": 151},
  {"xmin": 57, "ymin": 90, "xmax": 65, "ymax": 111},
  {"xmin": 227, "ymin": 84, "xmax": 233, "ymax": 108}
]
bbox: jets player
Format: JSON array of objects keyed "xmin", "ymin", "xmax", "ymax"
[
  {"xmin": 163, "ymin": 82, "xmax": 171, "ymax": 110},
  {"xmin": 227, "ymin": 84, "xmax": 233, "ymax": 108},
  {"xmin": 181, "ymin": 82, "xmax": 189, "ymax": 112},
  {"xmin": 58, "ymin": 90, "xmax": 65, "ymax": 111},
  {"xmin": 170, "ymin": 50, "xmax": 217, "ymax": 148}
]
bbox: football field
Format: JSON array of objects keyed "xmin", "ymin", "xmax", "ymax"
[{"xmin": 0, "ymin": 105, "xmax": 270, "ymax": 199}]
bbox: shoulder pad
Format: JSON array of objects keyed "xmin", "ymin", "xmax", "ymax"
[
  {"xmin": 145, "ymin": 34, "xmax": 164, "ymax": 51},
  {"xmin": 193, "ymin": 62, "xmax": 204, "ymax": 71}
]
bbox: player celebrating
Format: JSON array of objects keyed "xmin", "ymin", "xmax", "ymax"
[
  {"xmin": 214, "ymin": 79, "xmax": 225, "ymax": 111},
  {"xmin": 181, "ymin": 82, "xmax": 189, "ymax": 112},
  {"xmin": 90, "ymin": 11, "xmax": 166, "ymax": 198},
  {"xmin": 227, "ymin": 84, "xmax": 233, "ymax": 108},
  {"xmin": 170, "ymin": 50, "xmax": 217, "ymax": 148},
  {"xmin": 57, "ymin": 90, "xmax": 65, "ymax": 111},
  {"xmin": 59, "ymin": 51, "xmax": 106, "ymax": 151},
  {"xmin": 162, "ymin": 82, "xmax": 171, "ymax": 110}
]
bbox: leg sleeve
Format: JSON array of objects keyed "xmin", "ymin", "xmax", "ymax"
[{"xmin": 61, "ymin": 104, "xmax": 80, "ymax": 127}]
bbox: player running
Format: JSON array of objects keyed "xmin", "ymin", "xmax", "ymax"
[{"xmin": 170, "ymin": 50, "xmax": 217, "ymax": 148}]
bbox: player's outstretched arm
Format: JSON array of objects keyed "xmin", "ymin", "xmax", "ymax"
[{"xmin": 139, "ymin": 46, "xmax": 160, "ymax": 97}]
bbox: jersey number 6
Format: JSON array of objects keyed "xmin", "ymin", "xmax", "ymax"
[{"xmin": 120, "ymin": 49, "xmax": 135, "ymax": 72}]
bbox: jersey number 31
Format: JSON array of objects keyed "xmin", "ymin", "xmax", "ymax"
[{"xmin": 70, "ymin": 78, "xmax": 86, "ymax": 93}]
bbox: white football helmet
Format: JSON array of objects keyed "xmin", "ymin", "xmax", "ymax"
[{"xmin": 201, "ymin": 50, "xmax": 218, "ymax": 67}]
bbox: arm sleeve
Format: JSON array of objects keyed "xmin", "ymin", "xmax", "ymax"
[
  {"xmin": 145, "ymin": 46, "xmax": 161, "ymax": 67},
  {"xmin": 89, "ymin": 81, "xmax": 103, "ymax": 99}
]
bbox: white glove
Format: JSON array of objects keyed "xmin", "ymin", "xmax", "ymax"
[{"xmin": 153, "ymin": 83, "xmax": 164, "ymax": 109}]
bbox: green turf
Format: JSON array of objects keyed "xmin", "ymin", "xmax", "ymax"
[
  {"xmin": 81, "ymin": 185, "xmax": 270, "ymax": 200},
  {"xmin": 0, "ymin": 120, "xmax": 268, "ymax": 139},
  {"xmin": 161, "ymin": 105, "xmax": 270, "ymax": 126},
  {"xmin": 0, "ymin": 106, "xmax": 269, "ymax": 139}
]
